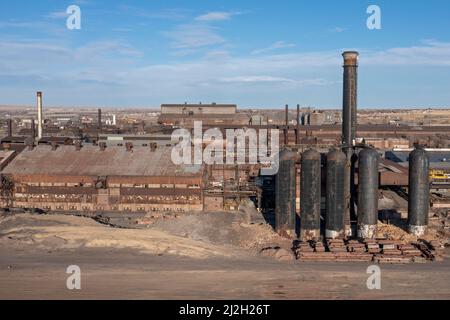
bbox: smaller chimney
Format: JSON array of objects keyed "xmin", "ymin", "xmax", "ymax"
[
  {"xmin": 37, "ymin": 91, "xmax": 43, "ymax": 140},
  {"xmin": 284, "ymin": 104, "xmax": 289, "ymax": 145},
  {"xmin": 125, "ymin": 142, "xmax": 133, "ymax": 152},
  {"xmin": 51, "ymin": 142, "xmax": 58, "ymax": 151},
  {"xmin": 296, "ymin": 104, "xmax": 300, "ymax": 145},
  {"xmin": 7, "ymin": 119, "xmax": 12, "ymax": 137},
  {"xmin": 98, "ymin": 108, "xmax": 102, "ymax": 132},
  {"xmin": 99, "ymin": 142, "xmax": 106, "ymax": 151},
  {"xmin": 285, "ymin": 104, "xmax": 289, "ymax": 126},
  {"xmin": 31, "ymin": 119, "xmax": 36, "ymax": 140},
  {"xmin": 25, "ymin": 137, "xmax": 34, "ymax": 151}
]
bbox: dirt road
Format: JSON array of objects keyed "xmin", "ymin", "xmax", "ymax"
[{"xmin": 1, "ymin": 247, "xmax": 450, "ymax": 299}]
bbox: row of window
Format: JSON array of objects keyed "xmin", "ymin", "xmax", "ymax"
[
  {"xmin": 20, "ymin": 205, "xmax": 194, "ymax": 212},
  {"xmin": 18, "ymin": 183, "xmax": 201, "ymax": 189}
]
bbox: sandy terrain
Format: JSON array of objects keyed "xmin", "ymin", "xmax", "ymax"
[{"xmin": 0, "ymin": 211, "xmax": 449, "ymax": 300}]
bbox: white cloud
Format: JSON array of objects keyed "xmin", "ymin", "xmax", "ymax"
[
  {"xmin": 195, "ymin": 11, "xmax": 238, "ymax": 21},
  {"xmin": 46, "ymin": 11, "xmax": 68, "ymax": 19},
  {"xmin": 218, "ymin": 76, "xmax": 331, "ymax": 86},
  {"xmin": 330, "ymin": 27, "xmax": 346, "ymax": 33},
  {"xmin": 164, "ymin": 24, "xmax": 225, "ymax": 49},
  {"xmin": 0, "ymin": 21, "xmax": 36, "ymax": 28},
  {"xmin": 118, "ymin": 6, "xmax": 190, "ymax": 20},
  {"xmin": 112, "ymin": 27, "xmax": 134, "ymax": 32},
  {"xmin": 220, "ymin": 76, "xmax": 296, "ymax": 83},
  {"xmin": 251, "ymin": 41, "xmax": 296, "ymax": 55},
  {"xmin": 363, "ymin": 40, "xmax": 450, "ymax": 66}
]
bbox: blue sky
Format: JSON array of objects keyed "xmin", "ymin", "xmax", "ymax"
[{"xmin": 0, "ymin": 0, "xmax": 450, "ymax": 108}]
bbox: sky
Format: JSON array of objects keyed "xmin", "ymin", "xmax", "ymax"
[{"xmin": 0, "ymin": 0, "xmax": 450, "ymax": 109}]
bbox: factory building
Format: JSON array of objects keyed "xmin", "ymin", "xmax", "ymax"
[
  {"xmin": 161, "ymin": 103, "xmax": 237, "ymax": 115},
  {"xmin": 0, "ymin": 144, "xmax": 204, "ymax": 213},
  {"xmin": 158, "ymin": 103, "xmax": 250, "ymax": 126}
]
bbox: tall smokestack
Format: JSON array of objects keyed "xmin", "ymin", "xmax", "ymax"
[
  {"xmin": 7, "ymin": 119, "xmax": 12, "ymax": 137},
  {"xmin": 342, "ymin": 51, "xmax": 359, "ymax": 237},
  {"xmin": 98, "ymin": 108, "xmax": 102, "ymax": 132},
  {"xmin": 342, "ymin": 51, "xmax": 359, "ymax": 148},
  {"xmin": 37, "ymin": 92, "xmax": 43, "ymax": 140}
]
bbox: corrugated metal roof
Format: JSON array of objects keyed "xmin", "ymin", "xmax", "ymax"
[{"xmin": 2, "ymin": 145, "xmax": 202, "ymax": 177}]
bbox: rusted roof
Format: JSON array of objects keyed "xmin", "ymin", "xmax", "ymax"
[
  {"xmin": 2, "ymin": 145, "xmax": 202, "ymax": 177},
  {"xmin": 0, "ymin": 150, "xmax": 16, "ymax": 170}
]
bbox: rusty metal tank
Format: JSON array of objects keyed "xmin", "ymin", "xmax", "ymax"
[
  {"xmin": 357, "ymin": 148, "xmax": 379, "ymax": 239},
  {"xmin": 300, "ymin": 149, "xmax": 321, "ymax": 240},
  {"xmin": 275, "ymin": 148, "xmax": 297, "ymax": 236},
  {"xmin": 408, "ymin": 147, "xmax": 430, "ymax": 236},
  {"xmin": 325, "ymin": 149, "xmax": 346, "ymax": 239}
]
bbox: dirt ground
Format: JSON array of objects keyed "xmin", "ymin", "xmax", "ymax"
[{"xmin": 0, "ymin": 210, "xmax": 449, "ymax": 300}]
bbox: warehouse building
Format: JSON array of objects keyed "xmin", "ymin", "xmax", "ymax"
[
  {"xmin": 158, "ymin": 103, "xmax": 249, "ymax": 126},
  {"xmin": 0, "ymin": 144, "xmax": 204, "ymax": 213}
]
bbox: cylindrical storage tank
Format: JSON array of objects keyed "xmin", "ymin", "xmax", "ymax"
[
  {"xmin": 408, "ymin": 147, "xmax": 430, "ymax": 236},
  {"xmin": 357, "ymin": 148, "xmax": 379, "ymax": 239},
  {"xmin": 325, "ymin": 149, "xmax": 346, "ymax": 239},
  {"xmin": 300, "ymin": 149, "xmax": 321, "ymax": 240},
  {"xmin": 275, "ymin": 149, "xmax": 297, "ymax": 237}
]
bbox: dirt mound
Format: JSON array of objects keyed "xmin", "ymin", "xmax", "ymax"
[
  {"xmin": 0, "ymin": 213, "xmax": 241, "ymax": 259},
  {"xmin": 143, "ymin": 211, "xmax": 288, "ymax": 250},
  {"xmin": 376, "ymin": 221, "xmax": 442, "ymax": 242}
]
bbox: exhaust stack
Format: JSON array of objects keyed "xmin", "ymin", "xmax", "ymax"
[
  {"xmin": 37, "ymin": 92, "xmax": 43, "ymax": 140},
  {"xmin": 31, "ymin": 119, "xmax": 36, "ymax": 140},
  {"xmin": 7, "ymin": 119, "xmax": 12, "ymax": 137},
  {"xmin": 98, "ymin": 108, "xmax": 102, "ymax": 131},
  {"xmin": 296, "ymin": 104, "xmax": 300, "ymax": 145},
  {"xmin": 284, "ymin": 104, "xmax": 289, "ymax": 145},
  {"xmin": 342, "ymin": 51, "xmax": 359, "ymax": 237},
  {"xmin": 342, "ymin": 51, "xmax": 359, "ymax": 148}
]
